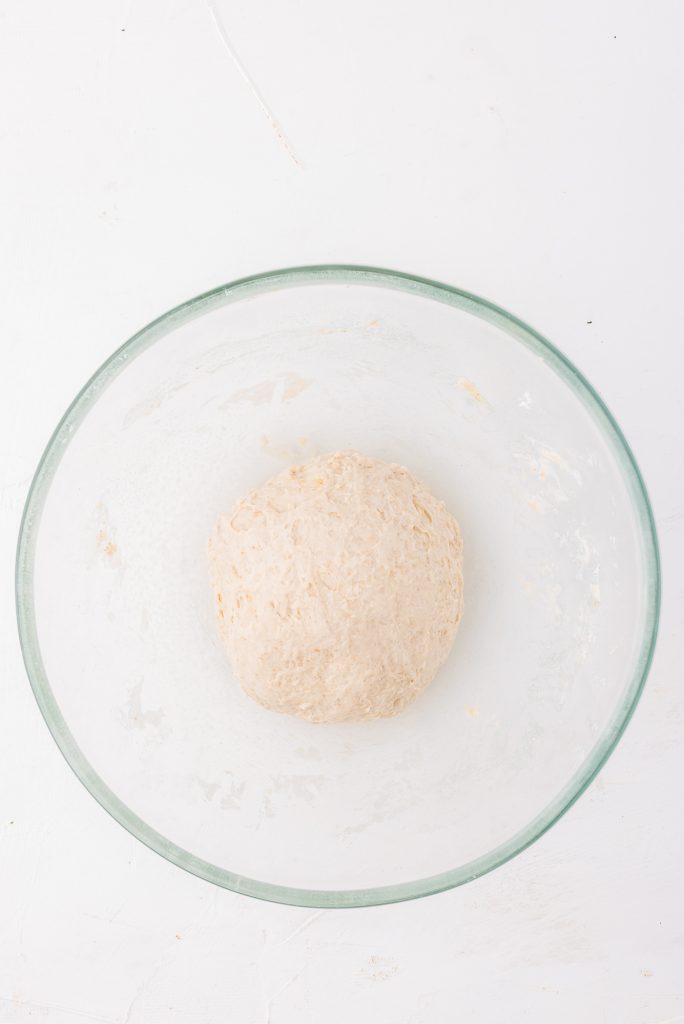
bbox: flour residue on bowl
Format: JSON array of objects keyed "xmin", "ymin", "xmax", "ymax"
[
  {"xmin": 121, "ymin": 678, "xmax": 168, "ymax": 737},
  {"xmin": 90, "ymin": 501, "xmax": 124, "ymax": 570},
  {"xmin": 455, "ymin": 377, "xmax": 492, "ymax": 410},
  {"xmin": 223, "ymin": 373, "xmax": 313, "ymax": 408},
  {"xmin": 259, "ymin": 434, "xmax": 319, "ymax": 462}
]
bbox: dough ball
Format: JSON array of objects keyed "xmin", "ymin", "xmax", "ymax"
[{"xmin": 209, "ymin": 451, "xmax": 463, "ymax": 723}]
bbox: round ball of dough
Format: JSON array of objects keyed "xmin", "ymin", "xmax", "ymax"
[{"xmin": 209, "ymin": 451, "xmax": 463, "ymax": 723}]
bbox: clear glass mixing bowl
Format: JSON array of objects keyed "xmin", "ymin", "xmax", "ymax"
[{"xmin": 16, "ymin": 266, "xmax": 660, "ymax": 907}]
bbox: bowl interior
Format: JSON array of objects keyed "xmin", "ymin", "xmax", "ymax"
[{"xmin": 18, "ymin": 268, "xmax": 658, "ymax": 906}]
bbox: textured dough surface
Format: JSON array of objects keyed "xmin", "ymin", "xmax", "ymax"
[{"xmin": 209, "ymin": 451, "xmax": 463, "ymax": 723}]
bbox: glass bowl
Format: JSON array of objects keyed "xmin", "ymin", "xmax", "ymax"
[{"xmin": 16, "ymin": 266, "xmax": 660, "ymax": 907}]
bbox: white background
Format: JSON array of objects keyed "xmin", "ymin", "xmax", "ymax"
[{"xmin": 1, "ymin": 1, "xmax": 683, "ymax": 1021}]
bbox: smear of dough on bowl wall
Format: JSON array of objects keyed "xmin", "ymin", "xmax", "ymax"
[{"xmin": 209, "ymin": 450, "xmax": 464, "ymax": 723}]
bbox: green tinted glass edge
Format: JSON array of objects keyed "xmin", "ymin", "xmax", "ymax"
[{"xmin": 15, "ymin": 265, "xmax": 661, "ymax": 908}]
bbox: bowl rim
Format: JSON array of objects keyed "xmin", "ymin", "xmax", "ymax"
[{"xmin": 15, "ymin": 264, "xmax": 661, "ymax": 908}]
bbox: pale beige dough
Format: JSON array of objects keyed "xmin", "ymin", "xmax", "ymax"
[{"xmin": 209, "ymin": 451, "xmax": 463, "ymax": 723}]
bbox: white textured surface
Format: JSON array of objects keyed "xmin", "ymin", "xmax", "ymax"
[{"xmin": 0, "ymin": 1, "xmax": 682, "ymax": 1021}]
